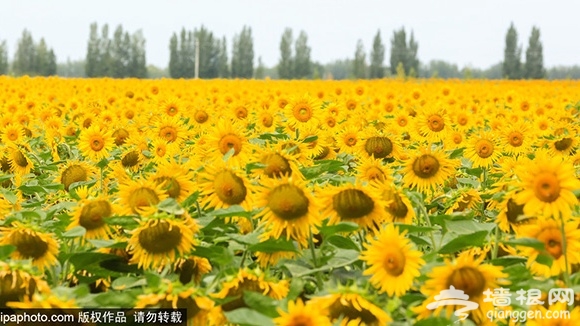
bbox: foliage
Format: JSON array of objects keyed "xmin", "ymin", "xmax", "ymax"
[{"xmin": 502, "ymin": 22, "xmax": 522, "ymax": 79}]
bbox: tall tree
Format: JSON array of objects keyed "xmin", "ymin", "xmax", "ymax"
[
  {"xmin": 408, "ymin": 32, "xmax": 419, "ymax": 77},
  {"xmin": 111, "ymin": 25, "xmax": 130, "ymax": 78},
  {"xmin": 129, "ymin": 30, "xmax": 147, "ymax": 78},
  {"xmin": 524, "ymin": 26, "xmax": 545, "ymax": 79},
  {"xmin": 277, "ymin": 28, "xmax": 294, "ymax": 79},
  {"xmin": 369, "ymin": 30, "xmax": 385, "ymax": 78},
  {"xmin": 389, "ymin": 28, "xmax": 419, "ymax": 76},
  {"xmin": 217, "ymin": 36, "xmax": 229, "ymax": 78},
  {"xmin": 97, "ymin": 24, "xmax": 113, "ymax": 76},
  {"xmin": 231, "ymin": 26, "xmax": 254, "ymax": 78},
  {"xmin": 12, "ymin": 30, "xmax": 37, "ymax": 76},
  {"xmin": 352, "ymin": 39, "xmax": 367, "ymax": 79},
  {"xmin": 195, "ymin": 26, "xmax": 219, "ymax": 78},
  {"xmin": 293, "ymin": 30, "xmax": 312, "ymax": 79},
  {"xmin": 255, "ymin": 56, "xmax": 265, "ymax": 79},
  {"xmin": 169, "ymin": 33, "xmax": 180, "ymax": 78},
  {"xmin": 0, "ymin": 41, "xmax": 8, "ymax": 75},
  {"xmin": 85, "ymin": 23, "xmax": 101, "ymax": 77},
  {"xmin": 503, "ymin": 23, "xmax": 522, "ymax": 79}
]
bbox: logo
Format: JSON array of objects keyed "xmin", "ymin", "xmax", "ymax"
[{"xmin": 426, "ymin": 286, "xmax": 479, "ymax": 321}]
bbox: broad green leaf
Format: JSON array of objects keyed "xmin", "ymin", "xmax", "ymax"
[
  {"xmin": 0, "ymin": 245, "xmax": 16, "ymax": 259},
  {"xmin": 319, "ymin": 222, "xmax": 359, "ymax": 236},
  {"xmin": 249, "ymin": 238, "xmax": 297, "ymax": 253},
  {"xmin": 438, "ymin": 230, "xmax": 489, "ymax": 254},
  {"xmin": 325, "ymin": 235, "xmax": 359, "ymax": 250},
  {"xmin": 193, "ymin": 246, "xmax": 234, "ymax": 266},
  {"xmin": 242, "ymin": 292, "xmax": 279, "ymax": 318},
  {"xmin": 111, "ymin": 276, "xmax": 147, "ymax": 290},
  {"xmin": 62, "ymin": 226, "xmax": 86, "ymax": 238},
  {"xmin": 224, "ymin": 308, "xmax": 274, "ymax": 326},
  {"xmin": 157, "ymin": 198, "xmax": 185, "ymax": 215},
  {"xmin": 504, "ymin": 238, "xmax": 545, "ymax": 250}
]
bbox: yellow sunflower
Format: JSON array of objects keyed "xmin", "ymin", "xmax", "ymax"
[
  {"xmin": 151, "ymin": 160, "xmax": 196, "ymax": 203},
  {"xmin": 308, "ymin": 288, "xmax": 392, "ymax": 326},
  {"xmin": 414, "ymin": 252, "xmax": 508, "ymax": 324},
  {"xmin": 58, "ymin": 160, "xmax": 96, "ymax": 191},
  {"xmin": 251, "ymin": 146, "xmax": 304, "ymax": 180},
  {"xmin": 174, "ymin": 256, "xmax": 212, "ymax": 285},
  {"xmin": 500, "ymin": 121, "xmax": 533, "ymax": 156},
  {"xmin": 1, "ymin": 124, "xmax": 26, "ymax": 144},
  {"xmin": 128, "ymin": 213, "xmax": 197, "ymax": 270},
  {"xmin": 355, "ymin": 156, "xmax": 392, "ymax": 184},
  {"xmin": 515, "ymin": 218, "xmax": 580, "ymax": 277},
  {"xmin": 77, "ymin": 125, "xmax": 114, "ymax": 162},
  {"xmin": 464, "ymin": 131, "xmax": 502, "ymax": 168},
  {"xmin": 283, "ymin": 94, "xmax": 320, "ymax": 131},
  {"xmin": 6, "ymin": 144, "xmax": 33, "ymax": 176},
  {"xmin": 198, "ymin": 162, "xmax": 253, "ymax": 211},
  {"xmin": 0, "ymin": 262, "xmax": 49, "ymax": 308},
  {"xmin": 255, "ymin": 175, "xmax": 320, "ymax": 248},
  {"xmin": 528, "ymin": 302, "xmax": 580, "ymax": 326},
  {"xmin": 204, "ymin": 119, "xmax": 252, "ymax": 167},
  {"xmin": 413, "ymin": 106, "xmax": 451, "ymax": 143},
  {"xmin": 547, "ymin": 135, "xmax": 577, "ymax": 157},
  {"xmin": 402, "ymin": 147, "xmax": 459, "ymax": 193},
  {"xmin": 274, "ymin": 299, "xmax": 332, "ymax": 326},
  {"xmin": 117, "ymin": 178, "xmax": 168, "ymax": 216},
  {"xmin": 153, "ymin": 114, "xmax": 189, "ymax": 146},
  {"xmin": 360, "ymin": 223, "xmax": 425, "ymax": 297},
  {"xmin": 382, "ymin": 186, "xmax": 416, "ymax": 224},
  {"xmin": 149, "ymin": 137, "xmax": 179, "ymax": 163},
  {"xmin": 513, "ymin": 153, "xmax": 580, "ymax": 219},
  {"xmin": 68, "ymin": 186, "xmax": 115, "ymax": 241},
  {"xmin": 0, "ymin": 222, "xmax": 59, "ymax": 272},
  {"xmin": 7, "ymin": 292, "xmax": 78, "ymax": 310},
  {"xmin": 322, "ymin": 182, "xmax": 387, "ymax": 231},
  {"xmin": 445, "ymin": 188, "xmax": 482, "ymax": 215},
  {"xmin": 336, "ymin": 125, "xmax": 363, "ymax": 155}
]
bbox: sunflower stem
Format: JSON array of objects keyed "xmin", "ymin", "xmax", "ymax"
[
  {"xmin": 419, "ymin": 203, "xmax": 438, "ymax": 252},
  {"xmin": 308, "ymin": 227, "xmax": 324, "ymax": 290},
  {"xmin": 560, "ymin": 216, "xmax": 571, "ymax": 287},
  {"xmin": 491, "ymin": 225, "xmax": 500, "ymax": 260},
  {"xmin": 100, "ymin": 166, "xmax": 104, "ymax": 195}
]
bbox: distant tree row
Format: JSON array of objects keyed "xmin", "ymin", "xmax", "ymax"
[
  {"xmin": 85, "ymin": 23, "xmax": 147, "ymax": 78},
  {"xmin": 0, "ymin": 40, "xmax": 8, "ymax": 75},
  {"xmin": 503, "ymin": 23, "xmax": 545, "ymax": 79},
  {"xmin": 1, "ymin": 30, "xmax": 57, "ymax": 76}
]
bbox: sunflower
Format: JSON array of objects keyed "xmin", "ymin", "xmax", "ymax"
[
  {"xmin": 515, "ymin": 218, "xmax": 580, "ymax": 277},
  {"xmin": 6, "ymin": 144, "xmax": 33, "ymax": 176},
  {"xmin": 283, "ymin": 94, "xmax": 320, "ymax": 131},
  {"xmin": 0, "ymin": 222, "xmax": 59, "ymax": 272},
  {"xmin": 68, "ymin": 186, "xmax": 115, "ymax": 241},
  {"xmin": 58, "ymin": 160, "xmax": 96, "ymax": 191},
  {"xmin": 308, "ymin": 288, "xmax": 391, "ymax": 326},
  {"xmin": 149, "ymin": 137, "xmax": 179, "ymax": 163},
  {"xmin": 158, "ymin": 96, "xmax": 183, "ymax": 117},
  {"xmin": 7, "ymin": 292, "xmax": 78, "ymax": 311},
  {"xmin": 402, "ymin": 147, "xmax": 459, "ymax": 194},
  {"xmin": 336, "ymin": 125, "xmax": 363, "ymax": 155},
  {"xmin": 77, "ymin": 125, "xmax": 114, "ymax": 162},
  {"xmin": 274, "ymin": 299, "xmax": 332, "ymax": 326},
  {"xmin": 135, "ymin": 280, "xmax": 215, "ymax": 326},
  {"xmin": 491, "ymin": 191, "xmax": 535, "ymax": 233},
  {"xmin": 527, "ymin": 302, "xmax": 580, "ymax": 326},
  {"xmin": 252, "ymin": 146, "xmax": 303, "ymax": 180},
  {"xmin": 253, "ymin": 107, "xmax": 278, "ymax": 134},
  {"xmin": 359, "ymin": 132, "xmax": 401, "ymax": 160},
  {"xmin": 414, "ymin": 106, "xmax": 451, "ymax": 143},
  {"xmin": 500, "ymin": 121, "xmax": 533, "ymax": 156},
  {"xmin": 153, "ymin": 115, "xmax": 188, "ymax": 146},
  {"xmin": 414, "ymin": 252, "xmax": 509, "ymax": 324},
  {"xmin": 198, "ymin": 162, "xmax": 253, "ymax": 211},
  {"xmin": 464, "ymin": 131, "xmax": 502, "ymax": 168},
  {"xmin": 322, "ymin": 182, "xmax": 386, "ymax": 231},
  {"xmin": 547, "ymin": 135, "xmax": 577, "ymax": 157},
  {"xmin": 513, "ymin": 153, "xmax": 580, "ymax": 219},
  {"xmin": 0, "ymin": 262, "xmax": 49, "ymax": 308},
  {"xmin": 360, "ymin": 224, "xmax": 425, "ymax": 297},
  {"xmin": 151, "ymin": 160, "xmax": 196, "ymax": 203},
  {"xmin": 128, "ymin": 213, "xmax": 197, "ymax": 270},
  {"xmin": 175, "ymin": 256, "xmax": 212, "ymax": 285},
  {"xmin": 255, "ymin": 175, "xmax": 320, "ymax": 248},
  {"xmin": 204, "ymin": 119, "xmax": 252, "ymax": 167},
  {"xmin": 445, "ymin": 188, "xmax": 482, "ymax": 215},
  {"xmin": 1, "ymin": 124, "xmax": 26, "ymax": 144},
  {"xmin": 117, "ymin": 178, "xmax": 168, "ymax": 216},
  {"xmin": 382, "ymin": 186, "xmax": 416, "ymax": 224},
  {"xmin": 355, "ymin": 156, "xmax": 392, "ymax": 184}
]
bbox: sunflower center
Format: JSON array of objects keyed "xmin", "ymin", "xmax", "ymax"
[
  {"xmin": 508, "ymin": 132, "xmax": 523, "ymax": 147},
  {"xmin": 262, "ymin": 153, "xmax": 292, "ymax": 178},
  {"xmin": 365, "ymin": 166, "xmax": 386, "ymax": 182},
  {"xmin": 268, "ymin": 184, "xmax": 310, "ymax": 221},
  {"xmin": 90, "ymin": 137, "xmax": 104, "ymax": 151},
  {"xmin": 364, "ymin": 137, "xmax": 393, "ymax": 159},
  {"xmin": 343, "ymin": 133, "xmax": 357, "ymax": 147},
  {"xmin": 333, "ymin": 189, "xmax": 375, "ymax": 219},
  {"xmin": 218, "ymin": 134, "xmax": 243, "ymax": 156},
  {"xmin": 412, "ymin": 154, "xmax": 440, "ymax": 179},
  {"xmin": 79, "ymin": 200, "xmax": 112, "ymax": 230},
  {"xmin": 235, "ymin": 107, "xmax": 248, "ymax": 119},
  {"xmin": 533, "ymin": 172, "xmax": 561, "ymax": 203},
  {"xmin": 213, "ymin": 170, "xmax": 247, "ymax": 205},
  {"xmin": 128, "ymin": 187, "xmax": 160, "ymax": 215},
  {"xmin": 261, "ymin": 113, "xmax": 274, "ymax": 127},
  {"xmin": 325, "ymin": 117, "xmax": 336, "ymax": 128},
  {"xmin": 446, "ymin": 266, "xmax": 486, "ymax": 298},
  {"xmin": 155, "ymin": 176, "xmax": 181, "ymax": 199},
  {"xmin": 61, "ymin": 164, "xmax": 88, "ymax": 191},
  {"xmin": 113, "ymin": 128, "xmax": 129, "ymax": 146},
  {"xmin": 427, "ymin": 115, "xmax": 445, "ymax": 132},
  {"xmin": 554, "ymin": 138, "xmax": 573, "ymax": 151},
  {"xmin": 159, "ymin": 126, "xmax": 177, "ymax": 143},
  {"xmin": 156, "ymin": 145, "xmax": 166, "ymax": 157},
  {"xmin": 1, "ymin": 157, "xmax": 11, "ymax": 173},
  {"xmin": 293, "ymin": 104, "xmax": 313, "ymax": 122},
  {"xmin": 138, "ymin": 220, "xmax": 182, "ymax": 254},
  {"xmin": 506, "ymin": 198, "xmax": 525, "ymax": 224},
  {"xmin": 383, "ymin": 249, "xmax": 406, "ymax": 276},
  {"xmin": 457, "ymin": 115, "xmax": 468, "ymax": 126},
  {"xmin": 346, "ymin": 100, "xmax": 357, "ymax": 110},
  {"xmin": 12, "ymin": 231, "xmax": 48, "ymax": 259},
  {"xmin": 475, "ymin": 139, "xmax": 494, "ymax": 158},
  {"xmin": 287, "ymin": 315, "xmax": 313, "ymax": 326},
  {"xmin": 194, "ymin": 110, "xmax": 209, "ymax": 124},
  {"xmin": 397, "ymin": 117, "xmax": 408, "ymax": 127},
  {"xmin": 7, "ymin": 131, "xmax": 18, "ymax": 141},
  {"xmin": 328, "ymin": 298, "xmax": 378, "ymax": 325},
  {"xmin": 121, "ymin": 151, "xmax": 140, "ymax": 168},
  {"xmin": 166, "ymin": 105, "xmax": 178, "ymax": 116},
  {"xmin": 387, "ymin": 193, "xmax": 409, "ymax": 219},
  {"xmin": 13, "ymin": 151, "xmax": 28, "ymax": 168}
]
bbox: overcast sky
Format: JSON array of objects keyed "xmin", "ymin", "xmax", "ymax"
[{"xmin": 1, "ymin": 0, "xmax": 578, "ymax": 69}]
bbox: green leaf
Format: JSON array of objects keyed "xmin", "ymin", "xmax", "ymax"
[
  {"xmin": 395, "ymin": 223, "xmax": 438, "ymax": 233},
  {"xmin": 106, "ymin": 216, "xmax": 139, "ymax": 228},
  {"xmin": 438, "ymin": 230, "xmax": 489, "ymax": 254},
  {"xmin": 193, "ymin": 246, "xmax": 233, "ymax": 266},
  {"xmin": 536, "ymin": 253, "xmax": 554, "ymax": 267},
  {"xmin": 228, "ymin": 232, "xmax": 260, "ymax": 246},
  {"xmin": 111, "ymin": 276, "xmax": 147, "ymax": 290},
  {"xmin": 0, "ymin": 245, "xmax": 16, "ymax": 259},
  {"xmin": 302, "ymin": 135, "xmax": 318, "ymax": 143},
  {"xmin": 157, "ymin": 198, "xmax": 185, "ymax": 215},
  {"xmin": 287, "ymin": 278, "xmax": 305, "ymax": 301},
  {"xmin": 504, "ymin": 238, "xmax": 545, "ymax": 250},
  {"xmin": 249, "ymin": 238, "xmax": 297, "ymax": 253},
  {"xmin": 87, "ymin": 239, "xmax": 118, "ymax": 249},
  {"xmin": 319, "ymin": 222, "xmax": 359, "ymax": 236},
  {"xmin": 443, "ymin": 220, "xmax": 496, "ymax": 234},
  {"xmin": 62, "ymin": 226, "xmax": 86, "ymax": 238},
  {"xmin": 93, "ymin": 291, "xmax": 138, "ymax": 308},
  {"xmin": 222, "ymin": 147, "xmax": 236, "ymax": 162},
  {"xmin": 415, "ymin": 317, "xmax": 457, "ymax": 326},
  {"xmin": 207, "ymin": 205, "xmax": 252, "ymax": 219},
  {"xmin": 242, "ymin": 292, "xmax": 279, "ymax": 318},
  {"xmin": 18, "ymin": 185, "xmax": 47, "ymax": 195},
  {"xmin": 325, "ymin": 235, "xmax": 359, "ymax": 250},
  {"xmin": 181, "ymin": 191, "xmax": 199, "ymax": 210},
  {"xmin": 96, "ymin": 158, "xmax": 109, "ymax": 169},
  {"xmin": 67, "ymin": 252, "xmax": 124, "ymax": 270},
  {"xmin": 224, "ymin": 308, "xmax": 274, "ymax": 326}
]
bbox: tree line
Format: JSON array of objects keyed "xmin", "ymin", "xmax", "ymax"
[{"xmin": 1, "ymin": 23, "xmax": 578, "ymax": 79}]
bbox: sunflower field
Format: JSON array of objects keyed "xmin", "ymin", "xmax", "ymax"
[{"xmin": 1, "ymin": 76, "xmax": 580, "ymax": 325}]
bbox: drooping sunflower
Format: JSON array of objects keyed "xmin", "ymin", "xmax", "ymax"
[
  {"xmin": 0, "ymin": 262, "xmax": 49, "ymax": 308},
  {"xmin": 546, "ymin": 134, "xmax": 578, "ymax": 157},
  {"xmin": 464, "ymin": 131, "xmax": 502, "ymax": 168},
  {"xmin": 117, "ymin": 178, "xmax": 168, "ymax": 216},
  {"xmin": 77, "ymin": 125, "xmax": 114, "ymax": 162},
  {"xmin": 490, "ymin": 191, "xmax": 535, "ymax": 233},
  {"xmin": 198, "ymin": 162, "xmax": 253, "ymax": 211},
  {"xmin": 255, "ymin": 175, "xmax": 320, "ymax": 248},
  {"xmin": 308, "ymin": 288, "xmax": 392, "ymax": 326},
  {"xmin": 444, "ymin": 188, "xmax": 482, "ymax": 215},
  {"xmin": 355, "ymin": 156, "xmax": 392, "ymax": 184},
  {"xmin": 274, "ymin": 299, "xmax": 332, "ymax": 326},
  {"xmin": 68, "ymin": 186, "xmax": 115, "ymax": 241},
  {"xmin": 151, "ymin": 160, "xmax": 196, "ymax": 203},
  {"xmin": 360, "ymin": 224, "xmax": 425, "ymax": 297},
  {"xmin": 322, "ymin": 182, "xmax": 387, "ymax": 231},
  {"xmin": 414, "ymin": 252, "xmax": 509, "ymax": 324},
  {"xmin": 402, "ymin": 147, "xmax": 459, "ymax": 194},
  {"xmin": 58, "ymin": 160, "xmax": 96, "ymax": 191},
  {"xmin": 283, "ymin": 94, "xmax": 320, "ymax": 131},
  {"xmin": 358, "ymin": 131, "xmax": 401, "ymax": 160},
  {"xmin": 515, "ymin": 218, "xmax": 580, "ymax": 277},
  {"xmin": 7, "ymin": 292, "xmax": 78, "ymax": 312},
  {"xmin": 382, "ymin": 186, "xmax": 416, "ymax": 224},
  {"xmin": 0, "ymin": 222, "xmax": 59, "ymax": 272},
  {"xmin": 174, "ymin": 256, "xmax": 212, "ymax": 285},
  {"xmin": 251, "ymin": 146, "xmax": 303, "ymax": 180},
  {"xmin": 513, "ymin": 152, "xmax": 580, "ymax": 219},
  {"xmin": 6, "ymin": 144, "xmax": 33, "ymax": 176},
  {"xmin": 204, "ymin": 119, "xmax": 253, "ymax": 167},
  {"xmin": 128, "ymin": 213, "xmax": 197, "ymax": 270}
]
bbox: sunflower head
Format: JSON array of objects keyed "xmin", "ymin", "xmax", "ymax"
[
  {"xmin": 0, "ymin": 223, "xmax": 59, "ymax": 272},
  {"xmin": 59, "ymin": 161, "xmax": 95, "ymax": 191},
  {"xmin": 0, "ymin": 262, "xmax": 49, "ymax": 308}
]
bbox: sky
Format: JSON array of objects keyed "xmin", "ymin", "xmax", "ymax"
[{"xmin": 1, "ymin": 0, "xmax": 579, "ymax": 69}]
